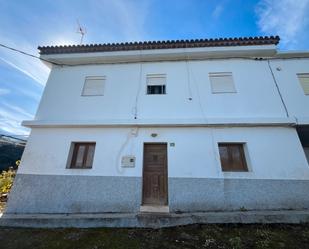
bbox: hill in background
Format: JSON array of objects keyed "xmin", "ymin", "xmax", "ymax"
[{"xmin": 0, "ymin": 135, "xmax": 26, "ymax": 172}]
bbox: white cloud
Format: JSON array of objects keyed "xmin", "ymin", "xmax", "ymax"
[
  {"xmin": 0, "ymin": 57, "xmax": 43, "ymax": 84},
  {"xmin": 109, "ymin": 0, "xmax": 148, "ymax": 41},
  {"xmin": 0, "ymin": 119, "xmax": 29, "ymax": 136},
  {"xmin": 1, "ymin": 101, "xmax": 34, "ymax": 119},
  {"xmin": 79, "ymin": 0, "xmax": 149, "ymax": 43},
  {"xmin": 0, "ymin": 39, "xmax": 50, "ymax": 85},
  {"xmin": 17, "ymin": 87, "xmax": 41, "ymax": 101},
  {"xmin": 0, "ymin": 88, "xmax": 10, "ymax": 95},
  {"xmin": 212, "ymin": 4, "xmax": 224, "ymax": 19},
  {"xmin": 256, "ymin": 0, "xmax": 309, "ymax": 48},
  {"xmin": 0, "ymin": 102, "xmax": 33, "ymax": 135}
]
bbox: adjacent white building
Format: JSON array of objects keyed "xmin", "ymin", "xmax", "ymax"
[{"xmin": 6, "ymin": 36, "xmax": 309, "ymax": 214}]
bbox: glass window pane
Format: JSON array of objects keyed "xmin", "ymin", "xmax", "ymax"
[
  {"xmin": 155, "ymin": 86, "xmax": 160, "ymax": 94},
  {"xmin": 147, "ymin": 85, "xmax": 166, "ymax": 95}
]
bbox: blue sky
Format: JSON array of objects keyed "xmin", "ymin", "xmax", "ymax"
[{"xmin": 0, "ymin": 0, "xmax": 309, "ymax": 137}]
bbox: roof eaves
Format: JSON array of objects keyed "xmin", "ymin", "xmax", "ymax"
[{"xmin": 38, "ymin": 36, "xmax": 280, "ymax": 55}]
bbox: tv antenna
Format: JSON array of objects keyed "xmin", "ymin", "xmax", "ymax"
[{"xmin": 76, "ymin": 20, "xmax": 86, "ymax": 45}]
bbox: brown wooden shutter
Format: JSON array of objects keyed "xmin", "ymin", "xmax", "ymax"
[
  {"xmin": 219, "ymin": 143, "xmax": 248, "ymax": 172},
  {"xmin": 70, "ymin": 142, "xmax": 96, "ymax": 169}
]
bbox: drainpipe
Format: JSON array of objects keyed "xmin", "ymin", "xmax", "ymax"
[{"xmin": 267, "ymin": 59, "xmax": 290, "ymax": 118}]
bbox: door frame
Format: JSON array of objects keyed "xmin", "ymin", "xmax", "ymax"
[{"xmin": 141, "ymin": 142, "xmax": 169, "ymax": 206}]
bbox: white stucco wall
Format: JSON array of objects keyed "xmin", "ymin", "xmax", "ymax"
[
  {"xmin": 269, "ymin": 59, "xmax": 309, "ymax": 124},
  {"xmin": 18, "ymin": 126, "xmax": 309, "ymax": 180},
  {"xmin": 34, "ymin": 59, "xmax": 289, "ymax": 124}
]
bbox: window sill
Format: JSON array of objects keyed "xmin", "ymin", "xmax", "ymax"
[
  {"xmin": 221, "ymin": 171, "xmax": 254, "ymax": 178},
  {"xmin": 66, "ymin": 167, "xmax": 93, "ymax": 170}
]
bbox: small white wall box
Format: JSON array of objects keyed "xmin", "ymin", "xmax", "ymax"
[{"xmin": 121, "ymin": 156, "xmax": 136, "ymax": 167}]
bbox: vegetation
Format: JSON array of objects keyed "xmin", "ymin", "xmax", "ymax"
[
  {"xmin": 0, "ymin": 160, "xmax": 18, "ymax": 208},
  {"xmin": 0, "ymin": 167, "xmax": 16, "ymax": 194},
  {"xmin": 0, "ymin": 224, "xmax": 309, "ymax": 249}
]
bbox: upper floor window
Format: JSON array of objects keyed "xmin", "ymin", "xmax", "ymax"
[
  {"xmin": 218, "ymin": 143, "xmax": 248, "ymax": 172},
  {"xmin": 146, "ymin": 74, "xmax": 166, "ymax": 95},
  {"xmin": 67, "ymin": 142, "xmax": 96, "ymax": 169},
  {"xmin": 297, "ymin": 73, "xmax": 309, "ymax": 95},
  {"xmin": 82, "ymin": 76, "xmax": 105, "ymax": 96},
  {"xmin": 209, "ymin": 72, "xmax": 236, "ymax": 93}
]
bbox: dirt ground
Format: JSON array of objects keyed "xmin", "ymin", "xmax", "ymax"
[{"xmin": 0, "ymin": 224, "xmax": 309, "ymax": 249}]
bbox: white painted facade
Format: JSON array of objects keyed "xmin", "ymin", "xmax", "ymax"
[
  {"xmin": 6, "ymin": 40, "xmax": 309, "ymax": 214},
  {"xmin": 19, "ymin": 127, "xmax": 309, "ymax": 180},
  {"xmin": 33, "ymin": 59, "xmax": 289, "ymax": 123},
  {"xmin": 269, "ymin": 59, "xmax": 309, "ymax": 124}
]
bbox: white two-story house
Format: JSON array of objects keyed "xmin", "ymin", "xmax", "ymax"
[{"xmin": 5, "ymin": 36, "xmax": 309, "ymax": 214}]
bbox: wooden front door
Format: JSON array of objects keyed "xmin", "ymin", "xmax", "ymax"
[{"xmin": 142, "ymin": 143, "xmax": 168, "ymax": 206}]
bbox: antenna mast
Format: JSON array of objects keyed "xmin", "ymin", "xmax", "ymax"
[{"xmin": 76, "ymin": 20, "xmax": 86, "ymax": 45}]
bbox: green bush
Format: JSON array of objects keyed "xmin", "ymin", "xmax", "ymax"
[{"xmin": 0, "ymin": 160, "xmax": 19, "ymax": 196}]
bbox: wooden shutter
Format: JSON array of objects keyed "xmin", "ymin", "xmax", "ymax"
[
  {"xmin": 218, "ymin": 143, "xmax": 248, "ymax": 172},
  {"xmin": 82, "ymin": 76, "xmax": 105, "ymax": 96},
  {"xmin": 70, "ymin": 142, "xmax": 96, "ymax": 169},
  {"xmin": 297, "ymin": 73, "xmax": 309, "ymax": 95},
  {"xmin": 209, "ymin": 72, "xmax": 236, "ymax": 93}
]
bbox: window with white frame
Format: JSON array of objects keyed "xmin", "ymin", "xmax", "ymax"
[
  {"xmin": 297, "ymin": 73, "xmax": 309, "ymax": 95},
  {"xmin": 209, "ymin": 72, "xmax": 236, "ymax": 93},
  {"xmin": 82, "ymin": 76, "xmax": 105, "ymax": 96},
  {"xmin": 146, "ymin": 74, "xmax": 166, "ymax": 95}
]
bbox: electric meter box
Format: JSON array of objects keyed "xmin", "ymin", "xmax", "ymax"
[{"xmin": 121, "ymin": 156, "xmax": 135, "ymax": 167}]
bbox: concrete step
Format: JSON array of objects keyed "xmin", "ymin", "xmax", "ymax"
[{"xmin": 1, "ymin": 210, "xmax": 309, "ymax": 228}]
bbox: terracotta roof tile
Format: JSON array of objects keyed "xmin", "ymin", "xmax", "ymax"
[{"xmin": 38, "ymin": 36, "xmax": 280, "ymax": 55}]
